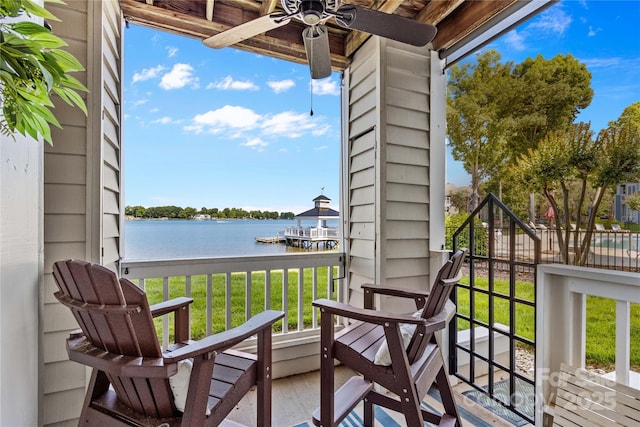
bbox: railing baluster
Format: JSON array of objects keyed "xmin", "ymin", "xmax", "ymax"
[
  {"xmin": 246, "ymin": 271, "xmax": 252, "ymax": 320},
  {"xmin": 225, "ymin": 272, "xmax": 232, "ymax": 330},
  {"xmin": 206, "ymin": 274, "xmax": 213, "ymax": 336},
  {"xmin": 265, "ymin": 269, "xmax": 271, "ymax": 310},
  {"xmin": 298, "ymin": 267, "xmax": 304, "ymax": 331},
  {"xmin": 282, "ymin": 269, "xmax": 289, "ymax": 334},
  {"xmin": 162, "ymin": 276, "xmax": 169, "ymax": 349},
  {"xmin": 312, "ymin": 267, "xmax": 318, "ymax": 329}
]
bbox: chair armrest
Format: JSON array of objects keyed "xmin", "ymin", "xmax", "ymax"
[
  {"xmin": 164, "ymin": 310, "xmax": 284, "ymax": 362},
  {"xmin": 66, "ymin": 334, "xmax": 177, "ymax": 378},
  {"xmin": 150, "ymin": 297, "xmax": 193, "ymax": 317},
  {"xmin": 361, "ymin": 284, "xmax": 429, "ymax": 309},
  {"xmin": 313, "ymin": 299, "xmax": 428, "ymax": 326},
  {"xmin": 361, "ymin": 283, "xmax": 430, "ymax": 299},
  {"xmin": 314, "ymin": 299, "xmax": 451, "ymax": 335},
  {"xmin": 150, "ymin": 297, "xmax": 194, "ymax": 343}
]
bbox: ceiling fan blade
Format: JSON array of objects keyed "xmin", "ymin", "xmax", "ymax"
[
  {"xmin": 203, "ymin": 14, "xmax": 291, "ymax": 48},
  {"xmin": 303, "ymin": 25, "xmax": 332, "ymax": 80},
  {"xmin": 334, "ymin": 5, "xmax": 437, "ymax": 47}
]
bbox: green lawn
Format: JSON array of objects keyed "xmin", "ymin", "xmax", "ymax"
[
  {"xmin": 142, "ymin": 270, "xmax": 639, "ymax": 370},
  {"xmin": 455, "ymin": 276, "xmax": 640, "ymax": 370},
  {"xmin": 141, "ymin": 267, "xmax": 338, "ymax": 339}
]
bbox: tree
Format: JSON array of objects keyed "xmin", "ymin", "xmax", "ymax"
[
  {"xmin": 625, "ymin": 193, "xmax": 640, "ymax": 213},
  {"xmin": 447, "ymin": 50, "xmax": 511, "ymax": 210},
  {"xmin": 514, "ymin": 120, "xmax": 640, "ymax": 265},
  {"xmin": 1, "ymin": 0, "xmax": 87, "ymax": 144},
  {"xmin": 447, "ymin": 51, "xmax": 593, "ymax": 216}
]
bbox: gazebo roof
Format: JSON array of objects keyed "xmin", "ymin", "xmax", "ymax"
[
  {"xmin": 295, "ymin": 206, "xmax": 340, "ymax": 219},
  {"xmin": 296, "ymin": 194, "xmax": 339, "ymax": 219}
]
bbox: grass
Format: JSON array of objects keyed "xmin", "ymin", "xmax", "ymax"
[
  {"xmin": 141, "ymin": 267, "xmax": 338, "ymax": 340},
  {"xmin": 142, "ymin": 270, "xmax": 639, "ymax": 370},
  {"xmin": 455, "ymin": 275, "xmax": 640, "ymax": 370}
]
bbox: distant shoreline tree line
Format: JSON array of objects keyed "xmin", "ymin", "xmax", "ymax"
[{"xmin": 125, "ymin": 205, "xmax": 295, "ymax": 220}]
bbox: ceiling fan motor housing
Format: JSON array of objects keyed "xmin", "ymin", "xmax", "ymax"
[{"xmin": 282, "ymin": 0, "xmax": 341, "ymax": 24}]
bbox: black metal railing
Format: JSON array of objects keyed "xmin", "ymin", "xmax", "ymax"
[{"xmin": 450, "ymin": 193, "xmax": 540, "ymax": 425}]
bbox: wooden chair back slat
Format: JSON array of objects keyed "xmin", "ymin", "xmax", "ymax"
[
  {"xmin": 406, "ymin": 250, "xmax": 465, "ymax": 364},
  {"xmin": 53, "ymin": 259, "xmax": 172, "ymax": 418}
]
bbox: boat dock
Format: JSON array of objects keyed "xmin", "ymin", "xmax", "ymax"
[{"xmin": 255, "ymin": 235, "xmax": 285, "ymax": 244}]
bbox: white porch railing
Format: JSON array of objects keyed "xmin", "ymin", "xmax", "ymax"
[
  {"xmin": 121, "ymin": 252, "xmax": 345, "ymax": 377},
  {"xmin": 535, "ymin": 264, "xmax": 640, "ymax": 426},
  {"xmin": 283, "ymin": 226, "xmax": 340, "ymax": 239}
]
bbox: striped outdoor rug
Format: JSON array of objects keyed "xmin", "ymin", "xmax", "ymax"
[{"xmin": 292, "ymin": 388, "xmax": 495, "ymax": 427}]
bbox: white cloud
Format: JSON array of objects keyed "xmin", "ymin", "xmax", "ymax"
[
  {"xmin": 587, "ymin": 25, "xmax": 601, "ymax": 37},
  {"xmin": 167, "ymin": 47, "xmax": 178, "ymax": 57},
  {"xmin": 189, "ymin": 105, "xmax": 262, "ymax": 134},
  {"xmin": 132, "ymin": 65, "xmax": 165, "ymax": 83},
  {"xmin": 151, "ymin": 116, "xmax": 181, "ymax": 125},
  {"xmin": 149, "ymin": 107, "xmax": 159, "ymax": 113},
  {"xmin": 261, "ymin": 111, "xmax": 317, "ymax": 138},
  {"xmin": 132, "ymin": 99, "xmax": 148, "ymax": 107},
  {"xmin": 502, "ymin": 30, "xmax": 526, "ymax": 51},
  {"xmin": 314, "ymin": 145, "xmax": 328, "ymax": 151},
  {"xmin": 160, "ymin": 63, "xmax": 198, "ymax": 90},
  {"xmin": 267, "ymin": 79, "xmax": 295, "ymax": 93},
  {"xmin": 312, "ymin": 78, "xmax": 340, "ymax": 96},
  {"xmin": 528, "ymin": 8, "xmax": 572, "ymax": 35},
  {"xmin": 243, "ymin": 138, "xmax": 269, "ymax": 151},
  {"xmin": 185, "ymin": 106, "xmax": 332, "ymax": 145},
  {"xmin": 207, "ymin": 75, "xmax": 259, "ymax": 91}
]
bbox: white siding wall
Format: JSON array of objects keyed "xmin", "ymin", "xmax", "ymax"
[
  {"xmin": 344, "ymin": 38, "xmax": 434, "ymax": 313},
  {"xmin": 42, "ymin": 1, "xmax": 122, "ymax": 425}
]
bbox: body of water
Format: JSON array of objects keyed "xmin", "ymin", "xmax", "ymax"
[{"xmin": 124, "ymin": 219, "xmax": 338, "ymax": 260}]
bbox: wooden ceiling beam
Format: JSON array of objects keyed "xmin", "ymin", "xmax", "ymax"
[
  {"xmin": 415, "ymin": 0, "xmax": 464, "ymax": 25},
  {"xmin": 120, "ymin": 0, "xmax": 349, "ymax": 70},
  {"xmin": 206, "ymin": 0, "xmax": 214, "ymax": 21},
  {"xmin": 260, "ymin": 0, "xmax": 278, "ymax": 16},
  {"xmin": 431, "ymin": 0, "xmax": 518, "ymax": 51}
]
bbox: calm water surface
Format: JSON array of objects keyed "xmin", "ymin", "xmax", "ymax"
[{"xmin": 124, "ymin": 219, "xmax": 337, "ymax": 260}]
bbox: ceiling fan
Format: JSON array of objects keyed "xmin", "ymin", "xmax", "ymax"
[{"xmin": 203, "ymin": 0, "xmax": 437, "ymax": 79}]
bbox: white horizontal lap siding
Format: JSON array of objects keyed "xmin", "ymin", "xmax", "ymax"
[
  {"xmin": 43, "ymin": 0, "xmax": 89, "ymax": 420},
  {"xmin": 381, "ymin": 41, "xmax": 431, "ymax": 294},
  {"xmin": 347, "ymin": 41, "xmax": 378, "ymax": 307},
  {"xmin": 101, "ymin": 0, "xmax": 123, "ymax": 270}
]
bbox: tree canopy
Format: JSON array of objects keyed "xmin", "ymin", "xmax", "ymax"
[
  {"xmin": 447, "ymin": 50, "xmax": 593, "ymax": 212},
  {"xmin": 125, "ymin": 205, "xmax": 295, "ymax": 220},
  {"xmin": 513, "ymin": 118, "xmax": 640, "ymax": 265}
]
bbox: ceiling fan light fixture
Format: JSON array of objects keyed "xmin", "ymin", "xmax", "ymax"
[{"xmin": 300, "ymin": 0, "xmax": 325, "ymax": 25}]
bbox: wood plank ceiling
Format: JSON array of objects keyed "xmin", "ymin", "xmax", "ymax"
[{"xmin": 119, "ymin": 0, "xmax": 532, "ymax": 71}]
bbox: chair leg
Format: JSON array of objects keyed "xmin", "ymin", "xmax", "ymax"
[
  {"xmin": 363, "ymin": 397, "xmax": 374, "ymax": 427},
  {"xmin": 319, "ymin": 313, "xmax": 335, "ymax": 427},
  {"xmin": 79, "ymin": 369, "xmax": 110, "ymax": 424},
  {"xmin": 257, "ymin": 327, "xmax": 273, "ymax": 427},
  {"xmin": 436, "ymin": 366, "xmax": 462, "ymax": 426}
]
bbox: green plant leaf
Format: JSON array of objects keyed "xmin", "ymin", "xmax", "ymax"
[
  {"xmin": 21, "ymin": 0, "xmax": 60, "ymax": 21},
  {"xmin": 29, "ymin": 32, "xmax": 67, "ymax": 48},
  {"xmin": 48, "ymin": 48, "xmax": 85, "ymax": 72},
  {"xmin": 61, "ymin": 87, "xmax": 87, "ymax": 114},
  {"xmin": 10, "ymin": 21, "xmax": 49, "ymax": 35},
  {"xmin": 59, "ymin": 74, "xmax": 88, "ymax": 92}
]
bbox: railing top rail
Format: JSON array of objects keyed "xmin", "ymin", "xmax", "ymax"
[
  {"xmin": 121, "ymin": 252, "xmax": 345, "ymax": 279},
  {"xmin": 538, "ymin": 264, "xmax": 640, "ymax": 303}
]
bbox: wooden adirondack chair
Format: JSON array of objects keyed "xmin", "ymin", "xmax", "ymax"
[
  {"xmin": 53, "ymin": 259, "xmax": 284, "ymax": 427},
  {"xmin": 312, "ymin": 249, "xmax": 466, "ymax": 427}
]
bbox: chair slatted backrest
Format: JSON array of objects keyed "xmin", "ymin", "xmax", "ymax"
[
  {"xmin": 53, "ymin": 260, "xmax": 175, "ymax": 418},
  {"xmin": 406, "ymin": 250, "xmax": 465, "ymax": 364}
]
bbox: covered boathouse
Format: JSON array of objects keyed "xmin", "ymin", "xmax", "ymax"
[{"xmin": 284, "ymin": 195, "xmax": 340, "ymax": 249}]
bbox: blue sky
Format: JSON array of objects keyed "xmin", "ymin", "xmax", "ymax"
[{"xmin": 123, "ymin": 0, "xmax": 640, "ymax": 212}]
